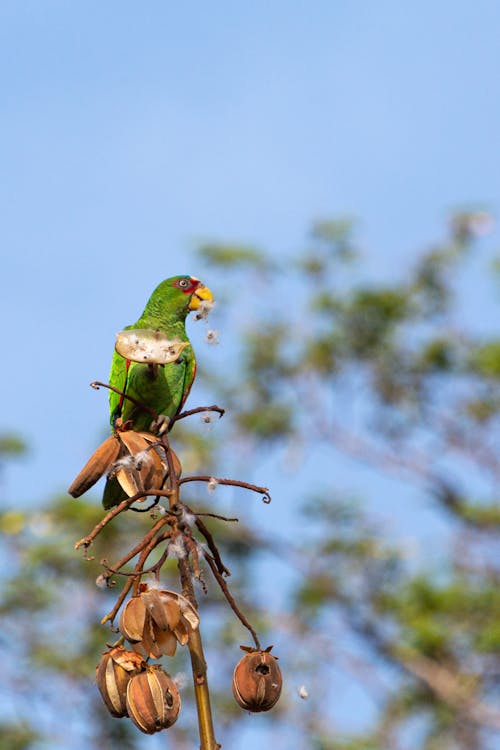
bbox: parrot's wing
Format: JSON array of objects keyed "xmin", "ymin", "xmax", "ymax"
[
  {"xmin": 175, "ymin": 351, "xmax": 197, "ymax": 415},
  {"xmin": 151, "ymin": 348, "xmax": 196, "ymax": 421},
  {"xmin": 108, "ymin": 348, "xmax": 128, "ymax": 427},
  {"xmin": 102, "ymin": 475, "xmax": 127, "ymax": 509}
]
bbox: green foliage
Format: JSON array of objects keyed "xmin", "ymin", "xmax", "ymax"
[
  {"xmin": 0, "ymin": 724, "xmax": 39, "ymax": 750},
  {"xmin": 339, "ymin": 287, "xmax": 411, "ymax": 357},
  {"xmin": 0, "ymin": 434, "xmax": 26, "ymax": 456},
  {"xmin": 4, "ymin": 212, "xmax": 500, "ymax": 749},
  {"xmin": 309, "ymin": 217, "xmax": 359, "ymax": 261},
  {"xmin": 198, "ymin": 242, "xmax": 270, "ymax": 269},
  {"xmin": 470, "ymin": 340, "xmax": 500, "ymax": 377},
  {"xmin": 192, "ymin": 213, "xmax": 500, "ymax": 748},
  {"xmin": 415, "ymin": 338, "xmax": 456, "ymax": 372}
]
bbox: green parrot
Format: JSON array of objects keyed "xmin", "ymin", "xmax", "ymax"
[
  {"xmin": 102, "ymin": 274, "xmax": 213, "ymax": 508},
  {"xmin": 109, "ymin": 275, "xmax": 213, "ymax": 432}
]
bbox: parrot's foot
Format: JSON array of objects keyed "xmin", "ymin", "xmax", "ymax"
[{"xmin": 150, "ymin": 414, "xmax": 171, "ymax": 435}]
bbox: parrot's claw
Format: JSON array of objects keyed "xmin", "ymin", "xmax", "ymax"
[{"xmin": 150, "ymin": 414, "xmax": 171, "ymax": 435}]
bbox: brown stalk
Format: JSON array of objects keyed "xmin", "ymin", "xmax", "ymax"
[
  {"xmin": 204, "ymin": 552, "xmax": 261, "ymax": 650},
  {"xmin": 161, "ymin": 435, "xmax": 221, "ymax": 750},
  {"xmin": 192, "ymin": 514, "xmax": 231, "ymax": 577},
  {"xmin": 178, "ymin": 553, "xmax": 220, "ymax": 750},
  {"xmin": 171, "ymin": 404, "xmax": 225, "ymax": 423},
  {"xmin": 180, "ymin": 475, "xmax": 272, "ymax": 503}
]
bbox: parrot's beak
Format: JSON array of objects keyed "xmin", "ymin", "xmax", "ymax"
[{"xmin": 188, "ymin": 284, "xmax": 214, "ymax": 311}]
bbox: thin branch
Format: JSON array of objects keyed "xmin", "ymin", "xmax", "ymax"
[
  {"xmin": 204, "ymin": 552, "xmax": 261, "ymax": 650},
  {"xmin": 103, "ymin": 515, "xmax": 172, "ymax": 579},
  {"xmin": 74, "ymin": 495, "xmax": 144, "ymax": 552},
  {"xmin": 74, "ymin": 489, "xmax": 177, "ymax": 553},
  {"xmin": 195, "ymin": 511, "xmax": 239, "ymax": 522},
  {"xmin": 159, "ymin": 432, "xmax": 181, "ymax": 511},
  {"xmin": 101, "ymin": 532, "xmax": 172, "ymax": 577},
  {"xmin": 180, "ymin": 475, "xmax": 271, "ymax": 503},
  {"xmin": 101, "ymin": 529, "xmax": 172, "ymax": 625},
  {"xmin": 171, "ymin": 404, "xmax": 225, "ymax": 423},
  {"xmin": 101, "ymin": 576, "xmax": 136, "ymax": 626},
  {"xmin": 90, "ymin": 380, "xmax": 159, "ymax": 419},
  {"xmin": 192, "ymin": 513, "xmax": 231, "ymax": 577}
]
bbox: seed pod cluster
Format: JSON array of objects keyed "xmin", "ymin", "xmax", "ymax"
[
  {"xmin": 232, "ymin": 646, "xmax": 282, "ymax": 712},
  {"xmin": 119, "ymin": 584, "xmax": 200, "ymax": 658},
  {"xmin": 96, "ymin": 649, "xmax": 180, "ymax": 733}
]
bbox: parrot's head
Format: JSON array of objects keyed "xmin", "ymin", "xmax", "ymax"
[{"xmin": 148, "ymin": 275, "xmax": 214, "ymax": 321}]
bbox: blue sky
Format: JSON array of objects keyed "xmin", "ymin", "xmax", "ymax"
[
  {"xmin": 1, "ymin": 2, "xmax": 500, "ymax": 744},
  {"xmin": 1, "ymin": 1, "xmax": 498, "ymax": 481},
  {"xmin": 3, "ymin": 0, "xmax": 499, "ymax": 501}
]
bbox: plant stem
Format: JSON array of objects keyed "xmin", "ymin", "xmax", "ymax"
[
  {"xmin": 188, "ymin": 628, "xmax": 220, "ymax": 750},
  {"xmin": 178, "ymin": 555, "xmax": 220, "ymax": 750}
]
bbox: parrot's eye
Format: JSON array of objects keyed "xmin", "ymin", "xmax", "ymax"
[{"xmin": 178, "ymin": 279, "xmax": 190, "ymax": 288}]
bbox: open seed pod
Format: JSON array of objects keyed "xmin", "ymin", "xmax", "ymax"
[
  {"xmin": 119, "ymin": 586, "xmax": 200, "ymax": 659},
  {"xmin": 68, "ymin": 436, "xmax": 121, "ymax": 498},
  {"xmin": 232, "ymin": 646, "xmax": 282, "ymax": 712},
  {"xmin": 106, "ymin": 431, "xmax": 181, "ymax": 502},
  {"xmin": 146, "ymin": 587, "xmax": 200, "ymax": 647},
  {"xmin": 113, "ymin": 431, "xmax": 165, "ymax": 497},
  {"xmin": 126, "ymin": 665, "xmax": 181, "ymax": 734},
  {"xmin": 95, "ymin": 646, "xmax": 145, "ymax": 718},
  {"xmin": 115, "ymin": 329, "xmax": 189, "ymax": 364}
]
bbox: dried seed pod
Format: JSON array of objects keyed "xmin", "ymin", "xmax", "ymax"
[
  {"xmin": 169, "ymin": 447, "xmax": 182, "ymax": 478},
  {"xmin": 172, "ymin": 616, "xmax": 190, "ymax": 646},
  {"xmin": 232, "ymin": 647, "xmax": 282, "ymax": 712},
  {"xmin": 121, "ymin": 586, "xmax": 200, "ymax": 658},
  {"xmin": 137, "ymin": 433, "xmax": 182, "ymax": 478},
  {"xmin": 141, "ymin": 611, "xmax": 168, "ymax": 659},
  {"xmin": 138, "ymin": 447, "xmax": 164, "ymax": 490},
  {"xmin": 142, "ymin": 586, "xmax": 199, "ymax": 646},
  {"xmin": 126, "ymin": 665, "xmax": 181, "ymax": 734},
  {"xmin": 95, "ymin": 647, "xmax": 145, "ymax": 718},
  {"xmin": 119, "ymin": 596, "xmax": 147, "ymax": 642},
  {"xmin": 117, "ymin": 430, "xmax": 150, "ymax": 456},
  {"xmin": 141, "ymin": 588, "xmax": 179, "ymax": 632},
  {"xmin": 115, "ymin": 329, "xmax": 189, "ymax": 365},
  {"xmin": 152, "ymin": 626, "xmax": 178, "ymax": 657},
  {"xmin": 68, "ymin": 436, "xmax": 121, "ymax": 497},
  {"xmin": 113, "ymin": 431, "xmax": 166, "ymax": 497},
  {"xmin": 178, "ymin": 597, "xmax": 200, "ymax": 631}
]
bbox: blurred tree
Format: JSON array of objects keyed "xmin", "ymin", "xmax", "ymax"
[
  {"xmin": 195, "ymin": 211, "xmax": 500, "ymax": 750},
  {"xmin": 2, "ymin": 211, "xmax": 500, "ymax": 750}
]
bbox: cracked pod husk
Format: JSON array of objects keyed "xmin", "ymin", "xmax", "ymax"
[
  {"xmin": 119, "ymin": 595, "xmax": 147, "ymax": 642},
  {"xmin": 110, "ymin": 431, "xmax": 182, "ymax": 499},
  {"xmin": 68, "ymin": 436, "xmax": 121, "ymax": 498},
  {"xmin": 120, "ymin": 586, "xmax": 200, "ymax": 659},
  {"xmin": 95, "ymin": 646, "xmax": 145, "ymax": 718},
  {"xmin": 113, "ymin": 431, "xmax": 165, "ymax": 497},
  {"xmin": 232, "ymin": 647, "xmax": 283, "ymax": 712},
  {"xmin": 126, "ymin": 665, "xmax": 181, "ymax": 734}
]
